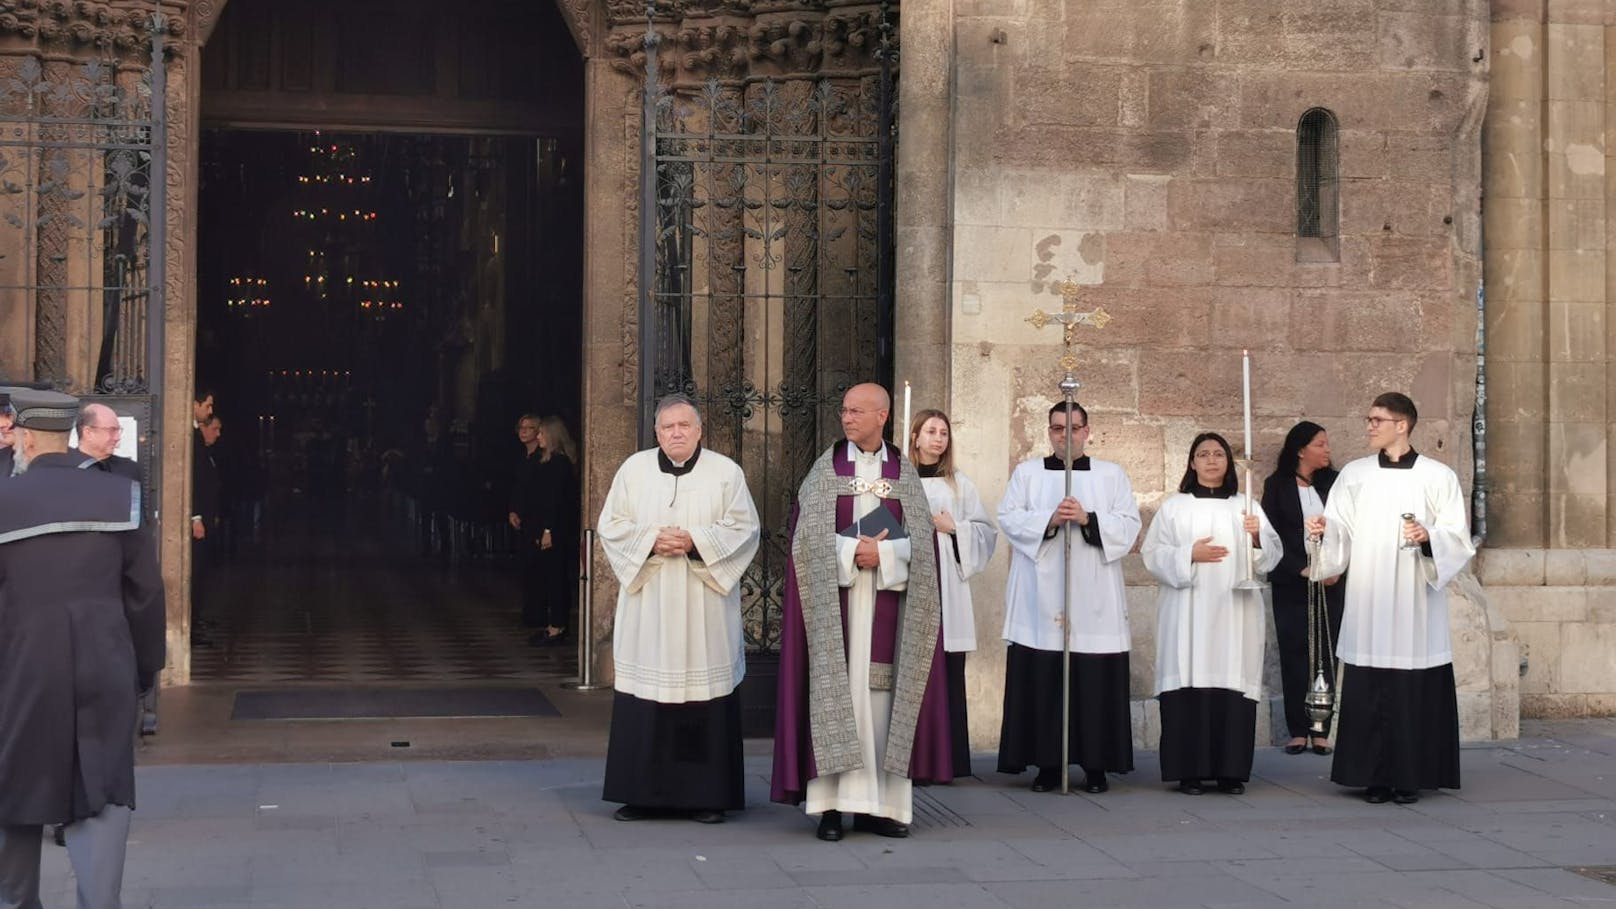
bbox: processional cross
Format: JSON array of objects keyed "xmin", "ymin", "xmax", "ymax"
[{"xmin": 1022, "ymin": 278, "xmax": 1112, "ymax": 796}]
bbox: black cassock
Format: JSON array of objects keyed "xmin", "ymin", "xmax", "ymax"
[{"xmin": 0, "ymin": 453, "xmax": 165, "ymax": 825}]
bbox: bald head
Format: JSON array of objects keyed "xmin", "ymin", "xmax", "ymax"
[
  {"xmin": 76, "ymin": 402, "xmax": 123, "ymax": 460},
  {"xmin": 840, "ymin": 382, "xmax": 891, "ymax": 452}
]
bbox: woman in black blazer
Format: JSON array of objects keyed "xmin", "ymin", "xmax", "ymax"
[{"xmin": 1260, "ymin": 421, "xmax": 1346, "ymax": 755}]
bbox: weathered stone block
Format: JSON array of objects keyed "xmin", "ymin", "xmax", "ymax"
[
  {"xmin": 1129, "ymin": 696, "xmax": 1161, "ymax": 751},
  {"xmin": 1379, "ymin": 13, "xmax": 1468, "ymax": 71},
  {"xmin": 1544, "ymin": 545, "xmax": 1589, "ymax": 584},
  {"xmin": 1366, "ymin": 236, "xmax": 1453, "ymax": 291},
  {"xmin": 1214, "ymin": 129, "xmax": 1294, "ymax": 179},
  {"xmin": 1522, "ymin": 692, "xmax": 1587, "ymax": 717},
  {"xmin": 1549, "ymin": 492, "xmax": 1607, "ymax": 548},
  {"xmin": 1104, "ymin": 231, "xmax": 1215, "ymax": 287},
  {"xmin": 1585, "ymin": 549, "xmax": 1616, "ymax": 583},
  {"xmin": 1547, "ymin": 248, "xmax": 1606, "ymax": 303},
  {"xmin": 1586, "ymin": 587, "xmax": 1616, "ymax": 622},
  {"xmin": 1487, "ymin": 491, "xmax": 1548, "ymax": 547},
  {"xmin": 1013, "ymin": 64, "xmax": 1124, "ymax": 129},
  {"xmin": 1123, "ymin": 174, "xmax": 1171, "ymax": 230},
  {"xmin": 1205, "ymin": 287, "xmax": 1292, "ymax": 350},
  {"xmin": 1289, "ymin": 290, "xmax": 1422, "ymax": 353},
  {"xmin": 1490, "ymin": 586, "xmax": 1587, "ymax": 623},
  {"xmin": 1560, "ymin": 621, "xmax": 1616, "ymax": 690},
  {"xmin": 1451, "ymin": 593, "xmax": 1493, "ymax": 691},
  {"xmin": 1166, "ymin": 178, "xmax": 1292, "ymax": 234},
  {"xmin": 1476, "ymin": 547, "xmax": 1547, "ymax": 586},
  {"xmin": 1512, "ymin": 620, "xmax": 1562, "ymax": 694},
  {"xmin": 1146, "ymin": 68, "xmax": 1240, "ymax": 130},
  {"xmin": 1457, "ymin": 690, "xmax": 1495, "ymax": 741}
]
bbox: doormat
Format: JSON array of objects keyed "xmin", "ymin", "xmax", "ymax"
[{"xmin": 231, "ymin": 687, "xmax": 560, "ymax": 720}]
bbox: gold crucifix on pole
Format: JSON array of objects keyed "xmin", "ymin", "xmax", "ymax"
[
  {"xmin": 1021, "ymin": 277, "xmax": 1112, "ymax": 796},
  {"xmin": 1024, "ymin": 279, "xmax": 1112, "ymax": 373}
]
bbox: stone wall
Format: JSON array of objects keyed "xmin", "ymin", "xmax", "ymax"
[
  {"xmin": 1477, "ymin": 1, "xmax": 1616, "ymax": 720},
  {"xmin": 932, "ymin": 0, "xmax": 1497, "ymax": 747}
]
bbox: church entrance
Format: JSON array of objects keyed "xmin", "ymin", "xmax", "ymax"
[{"xmin": 191, "ymin": 0, "xmax": 584, "ymax": 687}]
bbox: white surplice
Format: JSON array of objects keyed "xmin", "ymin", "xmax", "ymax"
[
  {"xmin": 599, "ymin": 447, "xmax": 760, "ymax": 703},
  {"xmin": 1313, "ymin": 452, "xmax": 1475, "ymax": 670},
  {"xmin": 1142, "ymin": 492, "xmax": 1283, "ymax": 700},
  {"xmin": 997, "ymin": 458, "xmax": 1141, "ymax": 654},
  {"xmin": 805, "ymin": 443, "xmax": 914, "ymax": 823},
  {"xmin": 921, "ymin": 470, "xmax": 999, "ymax": 653}
]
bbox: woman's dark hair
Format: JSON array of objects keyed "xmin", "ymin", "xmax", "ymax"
[
  {"xmin": 1275, "ymin": 420, "xmax": 1329, "ymax": 480},
  {"xmin": 1179, "ymin": 431, "xmax": 1240, "ymax": 496}
]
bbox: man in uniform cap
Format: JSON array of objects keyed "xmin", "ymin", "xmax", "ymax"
[{"xmin": 0, "ymin": 387, "xmax": 165, "ymax": 909}]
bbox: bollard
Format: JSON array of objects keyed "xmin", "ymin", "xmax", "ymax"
[{"xmin": 563, "ymin": 528, "xmax": 607, "ymax": 691}]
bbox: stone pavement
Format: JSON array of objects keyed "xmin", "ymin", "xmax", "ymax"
[{"xmin": 37, "ymin": 719, "xmax": 1616, "ymax": 909}]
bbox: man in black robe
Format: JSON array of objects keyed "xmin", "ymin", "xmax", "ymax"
[{"xmin": 0, "ymin": 388, "xmax": 166, "ymax": 909}]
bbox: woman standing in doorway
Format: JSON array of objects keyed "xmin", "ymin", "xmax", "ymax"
[
  {"xmin": 908, "ymin": 409, "xmax": 998, "ymax": 778},
  {"xmin": 529, "ymin": 416, "xmax": 580, "ymax": 646}
]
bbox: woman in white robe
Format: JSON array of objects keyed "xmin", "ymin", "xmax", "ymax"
[
  {"xmin": 908, "ymin": 409, "xmax": 999, "ymax": 778},
  {"xmin": 1142, "ymin": 432, "xmax": 1282, "ymax": 795}
]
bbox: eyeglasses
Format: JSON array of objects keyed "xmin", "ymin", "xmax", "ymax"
[{"xmin": 1364, "ymin": 416, "xmax": 1402, "ymax": 428}]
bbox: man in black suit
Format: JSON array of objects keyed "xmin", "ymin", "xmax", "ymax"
[
  {"xmin": 191, "ymin": 414, "xmax": 223, "ymax": 645},
  {"xmin": 0, "ymin": 388, "xmax": 165, "ymax": 909}
]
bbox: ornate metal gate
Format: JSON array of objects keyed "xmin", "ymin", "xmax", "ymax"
[
  {"xmin": 638, "ymin": 7, "xmax": 898, "ymax": 651},
  {"xmin": 0, "ymin": 18, "xmax": 169, "ymax": 493}
]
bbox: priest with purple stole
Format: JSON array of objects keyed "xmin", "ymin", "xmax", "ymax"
[{"xmin": 771, "ymin": 382, "xmax": 952, "ymax": 842}]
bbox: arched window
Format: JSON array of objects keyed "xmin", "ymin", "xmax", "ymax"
[{"xmin": 1296, "ymin": 108, "xmax": 1339, "ymax": 255}]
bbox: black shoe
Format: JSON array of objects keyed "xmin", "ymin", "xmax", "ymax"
[
  {"xmin": 139, "ymin": 711, "xmax": 159, "ymax": 737},
  {"xmin": 1283, "ymin": 742, "xmax": 1307, "ymax": 755},
  {"xmin": 1177, "ymin": 779, "xmax": 1205, "ymax": 795},
  {"xmin": 1083, "ymin": 771, "xmax": 1109, "ymax": 794},
  {"xmin": 1364, "ymin": 787, "xmax": 1392, "ymax": 804},
  {"xmin": 613, "ymin": 805, "xmax": 654, "ymax": 822},
  {"xmin": 852, "ymin": 814, "xmax": 910, "ymax": 838},
  {"xmin": 690, "ymin": 810, "xmax": 725, "ymax": 824},
  {"xmin": 51, "ymin": 825, "xmax": 65, "ymax": 847},
  {"xmin": 1392, "ymin": 789, "xmax": 1420, "ymax": 805},
  {"xmin": 1216, "ymin": 779, "xmax": 1246, "ymax": 795},
  {"xmin": 816, "ymin": 810, "xmax": 843, "ymax": 842},
  {"xmin": 1311, "ymin": 742, "xmax": 1333, "ymax": 756},
  {"xmin": 1030, "ymin": 768, "xmax": 1061, "ymax": 792}
]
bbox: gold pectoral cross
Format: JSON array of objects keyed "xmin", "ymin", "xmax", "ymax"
[{"xmin": 1025, "ymin": 279, "xmax": 1112, "ymax": 373}]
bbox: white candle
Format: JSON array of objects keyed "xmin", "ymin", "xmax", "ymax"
[
  {"xmin": 1241, "ymin": 350, "xmax": 1253, "ymax": 460},
  {"xmin": 901, "ymin": 380, "xmax": 912, "ymax": 445}
]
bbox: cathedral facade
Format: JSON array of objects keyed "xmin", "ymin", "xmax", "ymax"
[{"xmin": 0, "ymin": 0, "xmax": 1608, "ymax": 740}]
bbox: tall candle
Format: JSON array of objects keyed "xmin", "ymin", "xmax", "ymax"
[
  {"xmin": 1241, "ymin": 350, "xmax": 1253, "ymax": 460},
  {"xmin": 901, "ymin": 380, "xmax": 912, "ymax": 444}
]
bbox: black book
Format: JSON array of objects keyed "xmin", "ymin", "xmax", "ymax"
[{"xmin": 838, "ymin": 504, "xmax": 908, "ymax": 540}]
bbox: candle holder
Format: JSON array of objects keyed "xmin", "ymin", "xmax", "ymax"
[{"xmin": 1233, "ymin": 458, "xmax": 1265, "ymax": 591}]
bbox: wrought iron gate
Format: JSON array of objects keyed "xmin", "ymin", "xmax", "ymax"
[
  {"xmin": 0, "ymin": 19, "xmax": 169, "ymax": 496},
  {"xmin": 638, "ymin": 11, "xmax": 898, "ymax": 651}
]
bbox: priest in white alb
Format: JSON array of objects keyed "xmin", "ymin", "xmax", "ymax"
[
  {"xmin": 600, "ymin": 394, "xmax": 761, "ymax": 824},
  {"xmin": 996, "ymin": 401, "xmax": 1140, "ymax": 794},
  {"xmin": 1307, "ymin": 392, "xmax": 1474, "ymax": 806}
]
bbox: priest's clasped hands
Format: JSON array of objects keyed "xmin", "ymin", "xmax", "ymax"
[
  {"xmin": 853, "ymin": 529, "xmax": 890, "ymax": 569},
  {"xmin": 653, "ymin": 526, "xmax": 696, "ymax": 558},
  {"xmin": 1046, "ymin": 496, "xmax": 1091, "ymax": 529}
]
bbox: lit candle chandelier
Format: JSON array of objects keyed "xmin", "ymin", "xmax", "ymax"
[{"xmin": 225, "ymin": 275, "xmax": 270, "ymax": 317}]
